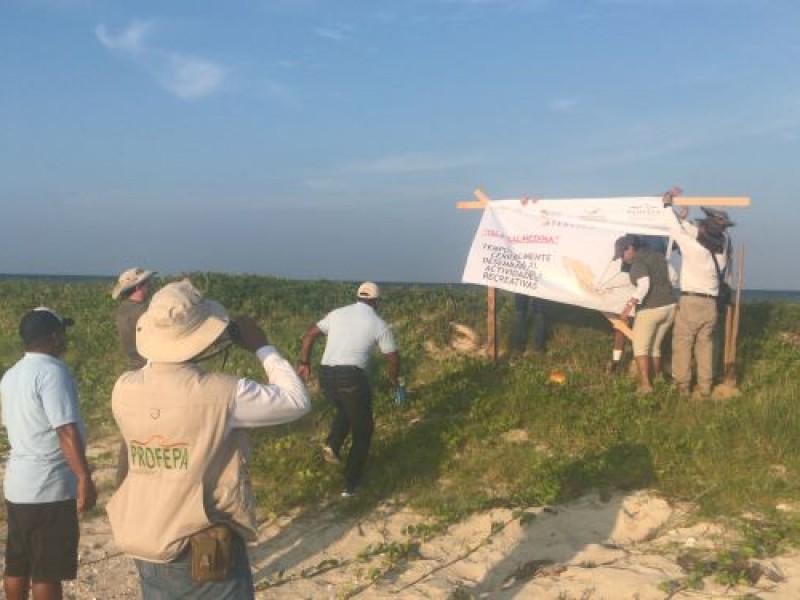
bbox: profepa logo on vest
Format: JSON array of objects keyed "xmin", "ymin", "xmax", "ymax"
[{"xmin": 130, "ymin": 435, "xmax": 190, "ymax": 470}]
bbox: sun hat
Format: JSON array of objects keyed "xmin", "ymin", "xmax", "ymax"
[
  {"xmin": 19, "ymin": 307, "xmax": 74, "ymax": 345},
  {"xmin": 356, "ymin": 282, "xmax": 381, "ymax": 300},
  {"xmin": 111, "ymin": 267, "xmax": 156, "ymax": 300},
  {"xmin": 700, "ymin": 207, "xmax": 736, "ymax": 228},
  {"xmin": 136, "ymin": 280, "xmax": 229, "ymax": 363}
]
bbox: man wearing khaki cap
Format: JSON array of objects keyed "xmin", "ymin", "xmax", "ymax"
[
  {"xmin": 107, "ymin": 280, "xmax": 310, "ymax": 598},
  {"xmin": 297, "ymin": 282, "xmax": 401, "ymax": 498},
  {"xmin": 112, "ymin": 267, "xmax": 156, "ymax": 371}
]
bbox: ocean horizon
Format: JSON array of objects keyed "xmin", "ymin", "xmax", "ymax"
[{"xmin": 1, "ymin": 273, "xmax": 798, "ymax": 304}]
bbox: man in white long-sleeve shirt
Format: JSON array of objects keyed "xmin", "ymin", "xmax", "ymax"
[
  {"xmin": 663, "ymin": 191, "xmax": 730, "ymax": 397},
  {"xmin": 106, "ymin": 280, "xmax": 310, "ymax": 599}
]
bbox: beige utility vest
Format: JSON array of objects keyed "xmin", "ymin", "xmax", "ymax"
[{"xmin": 106, "ymin": 363, "xmax": 257, "ymax": 562}]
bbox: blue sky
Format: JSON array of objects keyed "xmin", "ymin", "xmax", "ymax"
[{"xmin": 0, "ymin": 0, "xmax": 797, "ymax": 289}]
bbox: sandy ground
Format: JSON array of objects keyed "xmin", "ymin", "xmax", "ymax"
[
  {"xmin": 46, "ymin": 489, "xmax": 800, "ymax": 599},
  {"xmin": 5, "ymin": 491, "xmax": 800, "ymax": 598},
  {"xmin": 3, "ymin": 440, "xmax": 800, "ymax": 599}
]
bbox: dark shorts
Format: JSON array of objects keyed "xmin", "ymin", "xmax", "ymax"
[{"xmin": 4, "ymin": 499, "xmax": 79, "ymax": 582}]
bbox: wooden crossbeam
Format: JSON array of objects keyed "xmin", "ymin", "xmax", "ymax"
[
  {"xmin": 675, "ymin": 197, "xmax": 750, "ymax": 206},
  {"xmin": 457, "ymin": 188, "xmax": 751, "ymax": 210}
]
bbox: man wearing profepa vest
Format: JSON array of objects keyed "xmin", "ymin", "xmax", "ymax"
[{"xmin": 106, "ymin": 279, "xmax": 310, "ymax": 598}]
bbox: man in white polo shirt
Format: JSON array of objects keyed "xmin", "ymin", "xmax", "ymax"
[{"xmin": 297, "ymin": 282, "xmax": 401, "ymax": 497}]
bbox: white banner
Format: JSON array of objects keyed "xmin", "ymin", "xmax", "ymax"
[{"xmin": 461, "ymin": 197, "xmax": 674, "ymax": 313}]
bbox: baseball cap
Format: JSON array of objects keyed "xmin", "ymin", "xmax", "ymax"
[
  {"xmin": 356, "ymin": 282, "xmax": 381, "ymax": 300},
  {"xmin": 19, "ymin": 307, "xmax": 74, "ymax": 345},
  {"xmin": 612, "ymin": 235, "xmax": 642, "ymax": 260}
]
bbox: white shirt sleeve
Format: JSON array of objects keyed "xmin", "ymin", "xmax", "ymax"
[
  {"xmin": 376, "ymin": 325, "xmax": 397, "ymax": 355},
  {"xmin": 632, "ymin": 276, "xmax": 650, "ymax": 303},
  {"xmin": 229, "ymin": 346, "xmax": 311, "ymax": 429},
  {"xmin": 668, "ymin": 263, "xmax": 679, "ymax": 287},
  {"xmin": 664, "ymin": 206, "xmax": 695, "ymax": 243}
]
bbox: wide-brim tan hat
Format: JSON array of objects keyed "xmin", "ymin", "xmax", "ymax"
[
  {"xmin": 136, "ymin": 279, "xmax": 229, "ymax": 363},
  {"xmin": 112, "ymin": 267, "xmax": 156, "ymax": 300},
  {"xmin": 700, "ymin": 206, "xmax": 736, "ymax": 228}
]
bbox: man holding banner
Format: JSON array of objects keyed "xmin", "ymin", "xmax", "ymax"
[
  {"xmin": 598, "ymin": 235, "xmax": 640, "ymax": 373},
  {"xmin": 618, "ymin": 238, "xmax": 677, "ymax": 394},
  {"xmin": 662, "ymin": 191, "xmax": 729, "ymax": 397}
]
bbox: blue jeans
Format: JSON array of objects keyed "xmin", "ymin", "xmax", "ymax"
[{"xmin": 135, "ymin": 532, "xmax": 254, "ymax": 599}]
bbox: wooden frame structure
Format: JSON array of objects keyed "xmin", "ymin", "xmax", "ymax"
[{"xmin": 457, "ymin": 188, "xmax": 751, "ymax": 365}]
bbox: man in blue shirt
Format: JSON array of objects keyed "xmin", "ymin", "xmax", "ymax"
[
  {"xmin": 297, "ymin": 282, "xmax": 401, "ymax": 497},
  {"xmin": 1, "ymin": 308, "xmax": 97, "ymax": 600}
]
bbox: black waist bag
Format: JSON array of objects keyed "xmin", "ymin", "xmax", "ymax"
[
  {"xmin": 717, "ymin": 282, "xmax": 732, "ymax": 310},
  {"xmin": 190, "ymin": 525, "xmax": 233, "ymax": 583},
  {"xmin": 710, "ymin": 251, "xmax": 732, "ymax": 311}
]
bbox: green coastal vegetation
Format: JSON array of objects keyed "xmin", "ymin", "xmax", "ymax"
[{"xmin": 1, "ymin": 274, "xmax": 800, "ymax": 592}]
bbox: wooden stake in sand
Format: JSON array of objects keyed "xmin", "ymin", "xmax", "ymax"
[{"xmin": 723, "ymin": 244, "xmax": 745, "ymax": 386}]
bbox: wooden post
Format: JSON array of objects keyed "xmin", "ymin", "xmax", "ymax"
[
  {"xmin": 723, "ymin": 304, "xmax": 734, "ymax": 369},
  {"xmin": 487, "ymin": 287, "xmax": 498, "ymax": 360},
  {"xmin": 458, "ymin": 189, "xmax": 500, "ymax": 360},
  {"xmin": 723, "ymin": 244, "xmax": 745, "ymax": 385}
]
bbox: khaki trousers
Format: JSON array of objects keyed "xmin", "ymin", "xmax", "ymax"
[
  {"xmin": 671, "ymin": 295, "xmax": 718, "ymax": 393},
  {"xmin": 632, "ymin": 304, "xmax": 676, "ymax": 357}
]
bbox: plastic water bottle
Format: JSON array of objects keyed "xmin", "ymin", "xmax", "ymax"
[{"xmin": 393, "ymin": 377, "xmax": 407, "ymax": 406}]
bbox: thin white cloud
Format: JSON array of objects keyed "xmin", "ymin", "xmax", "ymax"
[
  {"xmin": 95, "ymin": 20, "xmax": 227, "ymax": 101},
  {"xmin": 158, "ymin": 54, "xmax": 226, "ymax": 100},
  {"xmin": 442, "ymin": 0, "xmax": 549, "ymax": 8},
  {"xmin": 565, "ymin": 109, "xmax": 800, "ymax": 171},
  {"xmin": 313, "ymin": 24, "xmax": 353, "ymax": 42},
  {"xmin": 567, "ymin": 136, "xmax": 699, "ymax": 170},
  {"xmin": 592, "ymin": 0, "xmax": 682, "ymax": 5},
  {"xmin": 258, "ymin": 79, "xmax": 298, "ymax": 106},
  {"xmin": 301, "ymin": 151, "xmax": 484, "ymax": 196},
  {"xmin": 345, "ymin": 152, "xmax": 483, "ymax": 175},
  {"xmin": 95, "ymin": 20, "xmax": 152, "ymax": 54},
  {"xmin": 548, "ymin": 98, "xmax": 578, "ymax": 113}
]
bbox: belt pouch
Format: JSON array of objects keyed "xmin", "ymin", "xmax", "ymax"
[{"xmin": 190, "ymin": 525, "xmax": 233, "ymax": 583}]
